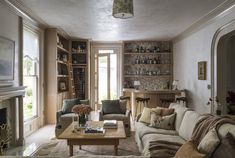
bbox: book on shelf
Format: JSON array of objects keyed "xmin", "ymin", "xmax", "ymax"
[{"xmin": 103, "ymin": 120, "xmax": 117, "ymax": 128}]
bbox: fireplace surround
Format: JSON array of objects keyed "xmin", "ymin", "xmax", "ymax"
[{"xmin": 0, "ymin": 86, "xmax": 25, "ymax": 148}]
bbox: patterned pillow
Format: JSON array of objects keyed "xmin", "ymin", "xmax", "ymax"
[
  {"xmin": 139, "ymin": 107, "xmax": 152, "ymax": 124},
  {"xmin": 149, "ymin": 112, "xmax": 176, "ymax": 130},
  {"xmin": 198, "ymin": 128, "xmax": 220, "ymax": 155},
  {"xmin": 160, "ymin": 108, "xmax": 175, "ymax": 116},
  {"xmin": 139, "ymin": 107, "xmax": 162, "ymax": 124}
]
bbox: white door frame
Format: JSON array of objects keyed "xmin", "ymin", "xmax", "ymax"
[
  {"xmin": 90, "ymin": 43, "xmax": 123, "ymax": 110},
  {"xmin": 211, "ymin": 19, "xmax": 235, "ymax": 114}
]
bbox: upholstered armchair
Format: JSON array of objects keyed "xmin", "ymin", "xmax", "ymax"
[
  {"xmin": 55, "ymin": 98, "xmax": 89, "ymax": 137},
  {"xmin": 99, "ymin": 100, "xmax": 131, "ymax": 136}
]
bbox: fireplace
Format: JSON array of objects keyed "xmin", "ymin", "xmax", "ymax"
[
  {"xmin": 0, "ymin": 108, "xmax": 7, "ymax": 125},
  {"xmin": 0, "ymin": 86, "xmax": 26, "ymax": 147},
  {"xmin": 0, "ymin": 108, "xmax": 8, "ymax": 150}
]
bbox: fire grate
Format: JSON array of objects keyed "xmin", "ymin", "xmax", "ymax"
[{"xmin": 0, "ymin": 124, "xmax": 11, "ymax": 155}]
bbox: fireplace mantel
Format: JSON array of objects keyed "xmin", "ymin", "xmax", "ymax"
[
  {"xmin": 0, "ymin": 86, "xmax": 26, "ymax": 101},
  {"xmin": 0, "ymin": 86, "xmax": 26, "ymax": 146}
]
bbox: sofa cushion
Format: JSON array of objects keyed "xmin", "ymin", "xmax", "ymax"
[
  {"xmin": 198, "ymin": 128, "xmax": 220, "ymax": 155},
  {"xmin": 169, "ymin": 104, "xmax": 190, "ymax": 132},
  {"xmin": 59, "ymin": 113, "xmax": 77, "ymax": 132},
  {"xmin": 139, "ymin": 107, "xmax": 152, "ymax": 124},
  {"xmin": 80, "ymin": 99, "xmax": 89, "ymax": 105},
  {"xmin": 149, "ymin": 112, "xmax": 176, "ymax": 130},
  {"xmin": 169, "ymin": 102, "xmax": 185, "ymax": 109},
  {"xmin": 212, "ymin": 132, "xmax": 235, "ymax": 158},
  {"xmin": 61, "ymin": 113, "xmax": 77, "ymax": 119},
  {"xmin": 135, "ymin": 121, "xmax": 178, "ymax": 139},
  {"xmin": 138, "ymin": 107, "xmax": 174, "ymax": 125},
  {"xmin": 62, "ymin": 98, "xmax": 80, "ymax": 114},
  {"xmin": 161, "ymin": 108, "xmax": 174, "ymax": 116},
  {"xmin": 101, "ymin": 100, "xmax": 123, "ymax": 114},
  {"xmin": 175, "ymin": 140, "xmax": 206, "ymax": 158},
  {"xmin": 120, "ymin": 100, "xmax": 127, "ymax": 114},
  {"xmin": 179, "ymin": 111, "xmax": 202, "ymax": 140},
  {"xmin": 217, "ymin": 123, "xmax": 235, "ymax": 138},
  {"xmin": 103, "ymin": 114, "xmax": 129, "ymax": 122},
  {"xmin": 142, "ymin": 133, "xmax": 186, "ymax": 156}
]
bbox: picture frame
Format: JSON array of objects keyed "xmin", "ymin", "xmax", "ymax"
[
  {"xmin": 198, "ymin": 61, "xmax": 207, "ymax": 80},
  {"xmin": 0, "ymin": 36, "xmax": 15, "ymax": 86},
  {"xmin": 59, "ymin": 81, "xmax": 66, "ymax": 91}
]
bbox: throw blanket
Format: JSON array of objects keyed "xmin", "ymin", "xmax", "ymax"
[
  {"xmin": 191, "ymin": 114, "xmax": 235, "ymax": 146},
  {"xmin": 148, "ymin": 140, "xmax": 183, "ymax": 158}
]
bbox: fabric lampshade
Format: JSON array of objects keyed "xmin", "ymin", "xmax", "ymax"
[{"xmin": 112, "ymin": 0, "xmax": 134, "ymax": 19}]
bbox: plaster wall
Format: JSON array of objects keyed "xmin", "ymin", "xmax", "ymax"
[
  {"xmin": 0, "ymin": 2, "xmax": 20, "ymax": 146},
  {"xmin": 173, "ymin": 6, "xmax": 235, "ymax": 114},
  {"xmin": 0, "ymin": 2, "xmax": 20, "ymax": 85}
]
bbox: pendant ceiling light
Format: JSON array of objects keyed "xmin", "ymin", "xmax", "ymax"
[{"xmin": 112, "ymin": 0, "xmax": 134, "ymax": 19}]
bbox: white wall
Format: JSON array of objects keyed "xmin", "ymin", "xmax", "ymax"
[
  {"xmin": 173, "ymin": 6, "xmax": 235, "ymax": 114},
  {"xmin": 0, "ymin": 2, "xmax": 21, "ymax": 146},
  {"xmin": 0, "ymin": 3, "xmax": 20, "ymax": 84},
  {"xmin": 0, "ymin": 2, "xmax": 44, "ymax": 139}
]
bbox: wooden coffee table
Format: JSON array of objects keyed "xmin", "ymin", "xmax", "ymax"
[{"xmin": 58, "ymin": 121, "xmax": 126, "ymax": 156}]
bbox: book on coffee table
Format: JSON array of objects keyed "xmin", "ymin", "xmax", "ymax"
[
  {"xmin": 103, "ymin": 120, "xmax": 117, "ymax": 129},
  {"xmin": 83, "ymin": 127, "xmax": 105, "ymax": 135}
]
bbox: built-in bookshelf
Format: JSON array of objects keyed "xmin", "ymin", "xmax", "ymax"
[
  {"xmin": 70, "ymin": 40, "xmax": 88, "ymax": 99},
  {"xmin": 45, "ymin": 28, "xmax": 70, "ymax": 124},
  {"xmin": 123, "ymin": 41, "xmax": 173, "ymax": 90}
]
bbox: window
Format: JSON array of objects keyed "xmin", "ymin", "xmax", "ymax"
[{"xmin": 23, "ymin": 27, "xmax": 39, "ymax": 121}]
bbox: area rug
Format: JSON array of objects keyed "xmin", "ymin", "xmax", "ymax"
[{"xmin": 32, "ymin": 132, "xmax": 140, "ymax": 157}]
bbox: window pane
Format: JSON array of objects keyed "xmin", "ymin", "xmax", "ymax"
[
  {"xmin": 98, "ymin": 56, "xmax": 108, "ymax": 103},
  {"xmin": 98, "ymin": 50, "xmax": 114, "ymax": 54},
  {"xmin": 110, "ymin": 54, "xmax": 118, "ymax": 99},
  {"xmin": 23, "ymin": 57, "xmax": 35, "ymax": 76},
  {"xmin": 23, "ymin": 28, "xmax": 39, "ymax": 121},
  {"xmin": 23, "ymin": 76, "xmax": 37, "ymax": 120},
  {"xmin": 23, "ymin": 29, "xmax": 39, "ymax": 59}
]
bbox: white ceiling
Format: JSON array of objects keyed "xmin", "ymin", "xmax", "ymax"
[{"xmin": 19, "ymin": 0, "xmax": 226, "ymax": 41}]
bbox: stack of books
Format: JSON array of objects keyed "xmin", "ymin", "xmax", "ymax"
[
  {"xmin": 103, "ymin": 120, "xmax": 117, "ymax": 129},
  {"xmin": 84, "ymin": 127, "xmax": 105, "ymax": 135}
]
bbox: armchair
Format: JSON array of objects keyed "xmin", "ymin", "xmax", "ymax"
[
  {"xmin": 55, "ymin": 99, "xmax": 89, "ymax": 137},
  {"xmin": 99, "ymin": 100, "xmax": 131, "ymax": 136}
]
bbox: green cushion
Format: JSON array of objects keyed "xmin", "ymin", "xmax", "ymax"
[
  {"xmin": 101, "ymin": 100, "xmax": 122, "ymax": 114},
  {"xmin": 62, "ymin": 98, "xmax": 80, "ymax": 114},
  {"xmin": 80, "ymin": 99, "xmax": 89, "ymax": 105},
  {"xmin": 120, "ymin": 100, "xmax": 127, "ymax": 114}
]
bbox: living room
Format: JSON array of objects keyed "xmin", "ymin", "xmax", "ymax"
[{"xmin": 0, "ymin": 0, "xmax": 235, "ymax": 158}]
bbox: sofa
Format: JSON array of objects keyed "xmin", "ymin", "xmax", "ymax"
[
  {"xmin": 135, "ymin": 103, "xmax": 235, "ymax": 157},
  {"xmin": 55, "ymin": 99, "xmax": 90, "ymax": 137}
]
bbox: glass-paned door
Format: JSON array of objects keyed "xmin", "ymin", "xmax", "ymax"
[
  {"xmin": 23, "ymin": 28, "xmax": 39, "ymax": 121},
  {"xmin": 95, "ymin": 49, "xmax": 119, "ymax": 107},
  {"xmin": 98, "ymin": 55, "xmax": 108, "ymax": 102}
]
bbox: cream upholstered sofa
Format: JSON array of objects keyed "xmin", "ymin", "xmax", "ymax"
[{"xmin": 135, "ymin": 103, "xmax": 235, "ymax": 156}]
